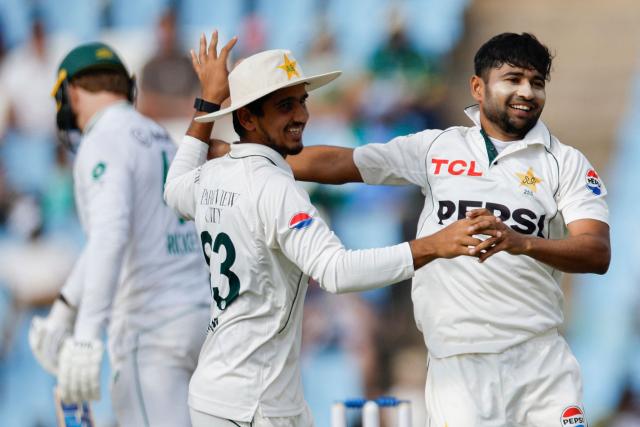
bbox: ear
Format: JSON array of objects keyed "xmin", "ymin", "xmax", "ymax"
[
  {"xmin": 236, "ymin": 107, "xmax": 256, "ymax": 133},
  {"xmin": 67, "ymin": 83, "xmax": 80, "ymax": 112},
  {"xmin": 470, "ymin": 75, "xmax": 484, "ymax": 103}
]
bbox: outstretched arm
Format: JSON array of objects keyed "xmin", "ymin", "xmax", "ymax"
[{"xmin": 287, "ymin": 145, "xmax": 363, "ymax": 184}]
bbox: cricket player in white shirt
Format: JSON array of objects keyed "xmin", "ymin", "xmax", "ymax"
[
  {"xmin": 289, "ymin": 33, "xmax": 611, "ymax": 426},
  {"xmin": 28, "ymin": 42, "xmax": 210, "ymax": 426},
  {"xmin": 164, "ymin": 32, "xmax": 506, "ymax": 427}
]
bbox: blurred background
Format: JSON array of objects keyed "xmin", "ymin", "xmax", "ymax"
[{"xmin": 0, "ymin": 0, "xmax": 638, "ymax": 426}]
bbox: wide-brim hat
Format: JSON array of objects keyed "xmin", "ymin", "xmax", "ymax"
[{"xmin": 195, "ymin": 49, "xmax": 341, "ymax": 123}]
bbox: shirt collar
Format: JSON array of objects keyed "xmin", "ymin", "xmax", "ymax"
[
  {"xmin": 463, "ymin": 104, "xmax": 551, "ymax": 148},
  {"xmin": 229, "ymin": 143, "xmax": 293, "ymax": 175}
]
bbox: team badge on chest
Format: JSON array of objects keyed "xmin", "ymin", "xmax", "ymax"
[
  {"xmin": 516, "ymin": 167, "xmax": 542, "ymax": 195},
  {"xmin": 560, "ymin": 406, "xmax": 586, "ymax": 427}
]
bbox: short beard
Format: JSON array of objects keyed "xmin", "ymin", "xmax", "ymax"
[
  {"xmin": 483, "ymin": 90, "xmax": 540, "ymax": 139},
  {"xmin": 286, "ymin": 144, "xmax": 303, "ymax": 156},
  {"xmin": 258, "ymin": 126, "xmax": 303, "ymax": 157}
]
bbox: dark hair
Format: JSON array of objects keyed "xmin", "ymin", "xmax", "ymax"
[
  {"xmin": 474, "ymin": 32, "xmax": 553, "ymax": 81},
  {"xmin": 71, "ymin": 69, "xmax": 131, "ymax": 98},
  {"xmin": 232, "ymin": 95, "xmax": 269, "ymax": 137}
]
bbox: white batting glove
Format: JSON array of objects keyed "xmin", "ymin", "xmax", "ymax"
[
  {"xmin": 57, "ymin": 337, "xmax": 103, "ymax": 403},
  {"xmin": 29, "ymin": 297, "xmax": 76, "ymax": 375}
]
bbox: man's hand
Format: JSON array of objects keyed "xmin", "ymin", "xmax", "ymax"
[
  {"xmin": 410, "ymin": 208, "xmax": 504, "ymax": 269},
  {"xmin": 190, "ymin": 30, "xmax": 237, "ymax": 104},
  {"xmin": 432, "ymin": 209, "xmax": 504, "ymax": 259},
  {"xmin": 465, "ymin": 209, "xmax": 529, "ymax": 262},
  {"xmin": 29, "ymin": 298, "xmax": 76, "ymax": 375},
  {"xmin": 57, "ymin": 338, "xmax": 104, "ymax": 403}
]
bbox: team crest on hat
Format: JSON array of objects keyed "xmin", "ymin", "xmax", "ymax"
[
  {"xmin": 585, "ymin": 169, "xmax": 602, "ymax": 195},
  {"xmin": 194, "ymin": 49, "xmax": 341, "ymax": 123},
  {"xmin": 560, "ymin": 406, "xmax": 586, "ymax": 427},
  {"xmin": 277, "ymin": 54, "xmax": 300, "ymax": 80},
  {"xmin": 95, "ymin": 47, "xmax": 114, "ymax": 59},
  {"xmin": 289, "ymin": 212, "xmax": 313, "ymax": 230}
]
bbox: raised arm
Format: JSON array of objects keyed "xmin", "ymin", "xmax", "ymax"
[
  {"xmin": 186, "ymin": 31, "xmax": 237, "ymax": 144},
  {"xmin": 164, "ymin": 31, "xmax": 236, "ymax": 217},
  {"xmin": 287, "ymin": 145, "xmax": 363, "ymax": 184}
]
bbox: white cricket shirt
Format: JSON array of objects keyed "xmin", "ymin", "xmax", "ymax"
[
  {"xmin": 70, "ymin": 102, "xmax": 209, "ymax": 354},
  {"xmin": 164, "ymin": 138, "xmax": 414, "ymax": 421},
  {"xmin": 354, "ymin": 105, "xmax": 609, "ymax": 358}
]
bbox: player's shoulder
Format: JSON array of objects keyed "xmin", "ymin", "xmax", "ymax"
[
  {"xmin": 89, "ymin": 104, "xmax": 173, "ymax": 151},
  {"xmin": 248, "ymin": 158, "xmax": 300, "ymax": 203},
  {"xmin": 546, "ymin": 134, "xmax": 591, "ymax": 163},
  {"xmin": 252, "ymin": 157, "xmax": 295, "ymax": 189},
  {"xmin": 406, "ymin": 126, "xmax": 468, "ymax": 145}
]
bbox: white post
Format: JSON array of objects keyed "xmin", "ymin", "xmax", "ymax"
[
  {"xmin": 330, "ymin": 402, "xmax": 347, "ymax": 427},
  {"xmin": 397, "ymin": 401, "xmax": 412, "ymax": 427},
  {"xmin": 363, "ymin": 400, "xmax": 380, "ymax": 427}
]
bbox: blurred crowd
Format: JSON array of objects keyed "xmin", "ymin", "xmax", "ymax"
[{"xmin": 0, "ymin": 1, "xmax": 639, "ymax": 426}]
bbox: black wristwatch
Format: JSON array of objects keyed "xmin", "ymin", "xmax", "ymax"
[{"xmin": 193, "ymin": 97, "xmax": 221, "ymax": 113}]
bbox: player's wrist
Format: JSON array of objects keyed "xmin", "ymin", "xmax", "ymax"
[
  {"xmin": 49, "ymin": 297, "xmax": 77, "ymax": 327},
  {"xmin": 194, "ymin": 97, "xmax": 221, "ymax": 113},
  {"xmin": 200, "ymin": 90, "xmax": 227, "ymax": 105},
  {"xmin": 409, "ymin": 237, "xmax": 438, "ymax": 269},
  {"xmin": 73, "ymin": 318, "xmax": 102, "ymax": 343},
  {"xmin": 516, "ymin": 236, "xmax": 535, "ymax": 256}
]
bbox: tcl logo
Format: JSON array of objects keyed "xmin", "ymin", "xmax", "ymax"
[{"xmin": 432, "ymin": 158, "xmax": 482, "ymax": 176}]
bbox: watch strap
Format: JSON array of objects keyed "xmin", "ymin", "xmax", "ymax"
[{"xmin": 194, "ymin": 97, "xmax": 221, "ymax": 113}]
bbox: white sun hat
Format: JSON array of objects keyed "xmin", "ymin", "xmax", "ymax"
[{"xmin": 195, "ymin": 49, "xmax": 341, "ymax": 123}]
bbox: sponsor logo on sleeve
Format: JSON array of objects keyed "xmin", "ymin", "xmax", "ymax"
[
  {"xmin": 585, "ymin": 169, "xmax": 602, "ymax": 195},
  {"xmin": 560, "ymin": 406, "xmax": 586, "ymax": 427},
  {"xmin": 288, "ymin": 212, "xmax": 313, "ymax": 230}
]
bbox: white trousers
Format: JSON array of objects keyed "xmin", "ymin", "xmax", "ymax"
[
  {"xmin": 189, "ymin": 405, "xmax": 315, "ymax": 427},
  {"xmin": 425, "ymin": 329, "xmax": 587, "ymax": 427},
  {"xmin": 109, "ymin": 304, "xmax": 210, "ymax": 427}
]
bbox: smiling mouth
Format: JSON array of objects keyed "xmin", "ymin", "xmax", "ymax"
[
  {"xmin": 286, "ymin": 125, "xmax": 304, "ymax": 138},
  {"xmin": 509, "ymin": 103, "xmax": 534, "ymax": 112}
]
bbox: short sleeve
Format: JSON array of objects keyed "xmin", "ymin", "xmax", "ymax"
[
  {"xmin": 353, "ymin": 130, "xmax": 441, "ymax": 187},
  {"xmin": 557, "ymin": 146, "xmax": 609, "ymax": 225}
]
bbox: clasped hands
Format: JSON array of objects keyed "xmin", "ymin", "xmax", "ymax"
[{"xmin": 434, "ymin": 208, "xmax": 529, "ymax": 263}]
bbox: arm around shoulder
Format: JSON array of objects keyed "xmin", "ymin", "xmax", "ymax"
[{"xmin": 287, "ymin": 145, "xmax": 362, "ymax": 184}]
